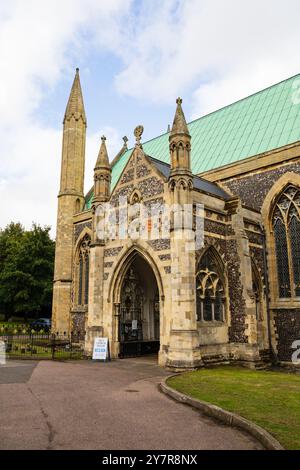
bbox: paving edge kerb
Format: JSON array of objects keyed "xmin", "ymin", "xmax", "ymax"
[{"xmin": 160, "ymin": 375, "xmax": 284, "ymax": 451}]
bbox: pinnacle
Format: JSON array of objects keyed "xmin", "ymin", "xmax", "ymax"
[
  {"xmin": 64, "ymin": 68, "xmax": 86, "ymax": 124},
  {"xmin": 95, "ymin": 135, "xmax": 110, "ymax": 169},
  {"xmin": 170, "ymin": 97, "xmax": 189, "ymax": 136}
]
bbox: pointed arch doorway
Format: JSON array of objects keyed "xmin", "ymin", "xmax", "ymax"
[{"xmin": 117, "ymin": 253, "xmax": 160, "ymax": 358}]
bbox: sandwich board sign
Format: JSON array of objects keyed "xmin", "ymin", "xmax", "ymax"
[{"xmin": 92, "ymin": 337, "xmax": 109, "ymax": 361}]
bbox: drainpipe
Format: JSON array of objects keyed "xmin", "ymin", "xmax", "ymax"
[{"xmin": 260, "ymin": 223, "xmax": 278, "ymax": 365}]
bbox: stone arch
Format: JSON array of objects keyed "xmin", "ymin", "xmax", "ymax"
[
  {"xmin": 196, "ymin": 241, "xmax": 227, "ymax": 269},
  {"xmin": 73, "ymin": 228, "xmax": 92, "ymax": 307},
  {"xmin": 196, "ymin": 245, "xmax": 226, "ymax": 279},
  {"xmin": 108, "ymin": 243, "xmax": 165, "ymax": 305},
  {"xmin": 196, "ymin": 246, "xmax": 228, "ymax": 323},
  {"xmin": 261, "ymin": 172, "xmax": 300, "ymax": 302},
  {"xmin": 129, "ymin": 188, "xmax": 142, "ymax": 205},
  {"xmin": 108, "ymin": 243, "xmax": 165, "ymax": 359},
  {"xmin": 261, "ymin": 172, "xmax": 300, "ymax": 229},
  {"xmin": 74, "ymin": 226, "xmax": 92, "ymax": 255}
]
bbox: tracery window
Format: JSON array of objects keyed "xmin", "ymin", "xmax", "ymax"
[
  {"xmin": 196, "ymin": 249, "xmax": 225, "ymax": 322},
  {"xmin": 272, "ymin": 185, "xmax": 300, "ymax": 298},
  {"xmin": 76, "ymin": 234, "xmax": 91, "ymax": 306}
]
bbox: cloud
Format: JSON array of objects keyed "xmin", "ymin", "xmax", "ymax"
[
  {"xmin": 0, "ymin": 123, "xmax": 121, "ymax": 238},
  {"xmin": 0, "ymin": 0, "xmax": 131, "ymax": 236},
  {"xmin": 1, "ymin": 0, "xmax": 300, "ymax": 238},
  {"xmin": 115, "ymin": 0, "xmax": 300, "ymax": 115}
]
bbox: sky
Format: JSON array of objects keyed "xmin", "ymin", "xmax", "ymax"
[{"xmin": 1, "ymin": 0, "xmax": 300, "ymax": 238}]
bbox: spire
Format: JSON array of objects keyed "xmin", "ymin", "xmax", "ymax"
[
  {"xmin": 95, "ymin": 136, "xmax": 110, "ymax": 169},
  {"xmin": 93, "ymin": 136, "xmax": 111, "ymax": 204},
  {"xmin": 170, "ymin": 97, "xmax": 189, "ymax": 136},
  {"xmin": 169, "ymin": 97, "xmax": 192, "ymax": 175},
  {"xmin": 64, "ymin": 68, "xmax": 86, "ymax": 124}
]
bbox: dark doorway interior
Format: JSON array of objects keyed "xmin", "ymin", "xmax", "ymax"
[{"xmin": 119, "ymin": 254, "xmax": 160, "ymax": 358}]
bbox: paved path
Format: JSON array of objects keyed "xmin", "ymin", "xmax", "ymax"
[{"xmin": 0, "ymin": 357, "xmax": 263, "ymax": 450}]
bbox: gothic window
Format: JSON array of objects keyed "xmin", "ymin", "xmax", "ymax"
[
  {"xmin": 272, "ymin": 185, "xmax": 300, "ymax": 298},
  {"xmin": 77, "ymin": 234, "xmax": 91, "ymax": 306},
  {"xmin": 196, "ymin": 249, "xmax": 225, "ymax": 322},
  {"xmin": 84, "ymin": 252, "xmax": 89, "ymax": 305},
  {"xmin": 252, "ymin": 264, "xmax": 261, "ymax": 321},
  {"xmin": 78, "ymin": 256, "xmax": 83, "ymax": 306}
]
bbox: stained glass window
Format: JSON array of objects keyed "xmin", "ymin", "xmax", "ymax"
[
  {"xmin": 289, "ymin": 216, "xmax": 300, "ymax": 296},
  {"xmin": 84, "ymin": 253, "xmax": 90, "ymax": 305},
  {"xmin": 203, "ymin": 296, "xmax": 213, "ymax": 321},
  {"xmin": 78, "ymin": 256, "xmax": 83, "ymax": 306},
  {"xmin": 77, "ymin": 234, "xmax": 91, "ymax": 306},
  {"xmin": 196, "ymin": 249, "xmax": 225, "ymax": 323},
  {"xmin": 214, "ymin": 281, "xmax": 224, "ymax": 321},
  {"xmin": 273, "ymin": 185, "xmax": 300, "ymax": 298},
  {"xmin": 274, "ymin": 219, "xmax": 291, "ymax": 298}
]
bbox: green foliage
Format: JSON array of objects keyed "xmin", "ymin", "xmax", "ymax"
[
  {"xmin": 0, "ymin": 222, "xmax": 55, "ymax": 320},
  {"xmin": 0, "ymin": 322, "xmax": 30, "ymax": 334}
]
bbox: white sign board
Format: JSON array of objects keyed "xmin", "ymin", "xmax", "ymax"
[
  {"xmin": 132, "ymin": 319, "xmax": 138, "ymax": 330},
  {"xmin": 0, "ymin": 340, "xmax": 6, "ymax": 365},
  {"xmin": 92, "ymin": 337, "xmax": 108, "ymax": 360}
]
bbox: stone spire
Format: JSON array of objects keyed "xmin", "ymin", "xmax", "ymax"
[
  {"xmin": 52, "ymin": 67, "xmax": 87, "ymax": 335},
  {"xmin": 170, "ymin": 97, "xmax": 189, "ymax": 136},
  {"xmin": 169, "ymin": 98, "xmax": 191, "ymax": 174},
  {"xmin": 93, "ymin": 136, "xmax": 111, "ymax": 204},
  {"xmin": 95, "ymin": 136, "xmax": 110, "ymax": 169},
  {"xmin": 63, "ymin": 68, "xmax": 86, "ymax": 124}
]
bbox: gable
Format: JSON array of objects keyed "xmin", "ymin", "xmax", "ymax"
[{"xmin": 109, "ymin": 146, "xmax": 166, "ymax": 208}]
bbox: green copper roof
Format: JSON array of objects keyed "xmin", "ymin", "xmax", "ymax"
[{"xmin": 85, "ymin": 74, "xmax": 300, "ymax": 209}]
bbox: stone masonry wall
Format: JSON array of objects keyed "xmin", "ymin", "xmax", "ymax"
[
  {"xmin": 224, "ymin": 162, "xmax": 300, "ymax": 210},
  {"xmin": 274, "ymin": 310, "xmax": 300, "ymax": 361}
]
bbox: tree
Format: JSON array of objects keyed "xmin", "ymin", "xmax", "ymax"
[{"xmin": 0, "ymin": 223, "xmax": 55, "ymax": 321}]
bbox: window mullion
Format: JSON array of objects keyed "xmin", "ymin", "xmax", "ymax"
[{"xmin": 212, "ymin": 301, "xmax": 215, "ymax": 322}]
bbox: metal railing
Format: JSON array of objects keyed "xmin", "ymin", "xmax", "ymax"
[{"xmin": 0, "ymin": 332, "xmax": 84, "ymax": 360}]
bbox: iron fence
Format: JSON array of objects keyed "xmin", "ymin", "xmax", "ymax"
[{"xmin": 0, "ymin": 333, "xmax": 84, "ymax": 360}]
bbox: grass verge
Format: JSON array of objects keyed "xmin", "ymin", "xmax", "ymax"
[{"xmin": 167, "ymin": 366, "xmax": 300, "ymax": 450}]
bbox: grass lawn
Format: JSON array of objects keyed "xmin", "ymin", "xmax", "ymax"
[{"xmin": 167, "ymin": 366, "xmax": 300, "ymax": 450}]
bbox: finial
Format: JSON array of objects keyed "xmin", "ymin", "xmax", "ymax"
[
  {"xmin": 76, "ymin": 67, "xmax": 79, "ymax": 73},
  {"xmin": 101, "ymin": 135, "xmax": 106, "ymax": 143},
  {"xmin": 122, "ymin": 136, "xmax": 128, "ymax": 150},
  {"xmin": 134, "ymin": 125, "xmax": 144, "ymax": 145},
  {"xmin": 170, "ymin": 96, "xmax": 189, "ymax": 136}
]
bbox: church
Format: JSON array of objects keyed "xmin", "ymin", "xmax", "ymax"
[{"xmin": 52, "ymin": 68, "xmax": 300, "ymax": 369}]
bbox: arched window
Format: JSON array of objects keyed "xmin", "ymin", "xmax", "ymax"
[
  {"xmin": 196, "ymin": 249, "xmax": 225, "ymax": 322},
  {"xmin": 252, "ymin": 262, "xmax": 262, "ymax": 321},
  {"xmin": 76, "ymin": 234, "xmax": 91, "ymax": 306},
  {"xmin": 272, "ymin": 185, "xmax": 300, "ymax": 298}
]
